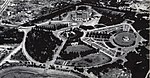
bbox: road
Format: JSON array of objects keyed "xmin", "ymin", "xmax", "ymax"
[{"xmin": 81, "ymin": 37, "xmax": 115, "ymax": 58}]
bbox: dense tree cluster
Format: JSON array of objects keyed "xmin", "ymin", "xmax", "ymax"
[
  {"xmin": 125, "ymin": 46, "xmax": 149, "ymax": 78},
  {"xmin": 25, "ymin": 28, "xmax": 62, "ymax": 63},
  {"xmin": 87, "ymin": 61, "xmax": 125, "ymax": 78},
  {"xmin": 98, "ymin": 15, "xmax": 124, "ymax": 26},
  {"xmin": 0, "ymin": 28, "xmax": 24, "ymax": 45}
]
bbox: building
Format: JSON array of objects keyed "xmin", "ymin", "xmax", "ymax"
[{"xmin": 70, "ymin": 5, "xmax": 92, "ymax": 22}]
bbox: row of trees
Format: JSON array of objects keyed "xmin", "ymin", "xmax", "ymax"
[
  {"xmin": 86, "ymin": 31, "xmax": 111, "ymax": 39},
  {"xmin": 38, "ymin": 24, "xmax": 68, "ymax": 31}
]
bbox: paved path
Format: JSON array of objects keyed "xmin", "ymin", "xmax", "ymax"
[
  {"xmin": 0, "ymin": 43, "xmax": 22, "ymax": 66},
  {"xmin": 21, "ymin": 27, "xmax": 44, "ymax": 65},
  {"xmin": 48, "ymin": 39, "xmax": 67, "ymax": 65}
]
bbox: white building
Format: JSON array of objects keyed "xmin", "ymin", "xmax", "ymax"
[{"xmin": 70, "ymin": 5, "xmax": 92, "ymax": 22}]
